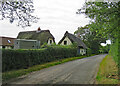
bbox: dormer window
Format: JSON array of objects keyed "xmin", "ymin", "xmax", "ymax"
[
  {"xmin": 50, "ymin": 40, "xmax": 52, "ymax": 44},
  {"xmin": 64, "ymin": 41, "xmax": 67, "ymax": 45}
]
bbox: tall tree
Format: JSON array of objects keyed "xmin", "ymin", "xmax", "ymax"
[
  {"xmin": 74, "ymin": 25, "xmax": 106, "ymax": 54},
  {"xmin": 77, "ymin": 1, "xmax": 120, "ymax": 74},
  {"xmin": 0, "ymin": 0, "xmax": 39, "ymax": 28},
  {"xmin": 77, "ymin": 1, "xmax": 120, "ymax": 41}
]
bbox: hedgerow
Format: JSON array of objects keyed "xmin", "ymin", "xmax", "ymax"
[
  {"xmin": 2, "ymin": 46, "xmax": 77, "ymax": 72},
  {"xmin": 109, "ymin": 39, "xmax": 119, "ymax": 64}
]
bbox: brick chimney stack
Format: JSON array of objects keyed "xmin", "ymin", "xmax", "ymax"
[
  {"xmin": 36, "ymin": 27, "xmax": 41, "ymax": 33},
  {"xmin": 38, "ymin": 27, "xmax": 41, "ymax": 31}
]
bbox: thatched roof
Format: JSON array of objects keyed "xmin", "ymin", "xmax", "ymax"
[
  {"xmin": 17, "ymin": 29, "xmax": 55, "ymax": 45},
  {"xmin": 58, "ymin": 31, "xmax": 87, "ymax": 49}
]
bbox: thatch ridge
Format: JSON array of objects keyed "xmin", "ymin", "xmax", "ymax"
[
  {"xmin": 17, "ymin": 30, "xmax": 55, "ymax": 45},
  {"xmin": 58, "ymin": 31, "xmax": 87, "ymax": 49}
]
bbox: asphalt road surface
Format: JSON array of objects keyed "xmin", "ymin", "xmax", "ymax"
[{"xmin": 8, "ymin": 54, "xmax": 106, "ymax": 84}]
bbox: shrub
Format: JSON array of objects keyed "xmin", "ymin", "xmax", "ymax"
[
  {"xmin": 109, "ymin": 39, "xmax": 119, "ymax": 64},
  {"xmin": 2, "ymin": 46, "xmax": 77, "ymax": 72},
  {"xmin": 86, "ymin": 48, "xmax": 92, "ymax": 56}
]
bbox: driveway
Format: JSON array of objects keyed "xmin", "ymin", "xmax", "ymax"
[{"xmin": 7, "ymin": 54, "xmax": 106, "ymax": 84}]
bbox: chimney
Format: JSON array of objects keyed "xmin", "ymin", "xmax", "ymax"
[
  {"xmin": 66, "ymin": 31, "xmax": 68, "ymax": 33},
  {"xmin": 36, "ymin": 27, "xmax": 41, "ymax": 33},
  {"xmin": 65, "ymin": 31, "xmax": 68, "ymax": 36},
  {"xmin": 38, "ymin": 27, "xmax": 41, "ymax": 31}
]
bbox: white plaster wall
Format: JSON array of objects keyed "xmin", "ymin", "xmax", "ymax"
[
  {"xmin": 80, "ymin": 49, "xmax": 86, "ymax": 55},
  {"xmin": 47, "ymin": 38, "xmax": 54, "ymax": 45},
  {"xmin": 60, "ymin": 36, "xmax": 72, "ymax": 45}
]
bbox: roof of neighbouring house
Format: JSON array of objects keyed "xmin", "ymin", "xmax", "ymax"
[
  {"xmin": 16, "ymin": 39, "xmax": 39, "ymax": 41},
  {"xmin": 58, "ymin": 31, "xmax": 87, "ymax": 49},
  {"xmin": 0, "ymin": 36, "xmax": 16, "ymax": 46},
  {"xmin": 17, "ymin": 27, "xmax": 55, "ymax": 45}
]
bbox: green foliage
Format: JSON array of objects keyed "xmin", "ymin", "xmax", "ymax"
[
  {"xmin": 117, "ymin": 33, "xmax": 120, "ymax": 66},
  {"xmin": 99, "ymin": 45, "xmax": 110, "ymax": 54},
  {"xmin": 108, "ymin": 38, "xmax": 120, "ymax": 78},
  {"xmin": 109, "ymin": 39, "xmax": 119, "ymax": 64},
  {"xmin": 41, "ymin": 43, "xmax": 48, "ymax": 48},
  {"xmin": 3, "ymin": 54, "xmax": 96, "ymax": 81},
  {"xmin": 74, "ymin": 24, "xmax": 106, "ymax": 54},
  {"xmin": 2, "ymin": 46, "xmax": 77, "ymax": 72},
  {"xmin": 78, "ymin": 1, "xmax": 120, "ymax": 41},
  {"xmin": 70, "ymin": 42, "xmax": 78, "ymax": 48},
  {"xmin": 78, "ymin": 1, "xmax": 120, "ymax": 66},
  {"xmin": 86, "ymin": 48, "xmax": 92, "ymax": 56},
  {"xmin": 74, "ymin": 25, "xmax": 89, "ymax": 37},
  {"xmin": 96, "ymin": 55, "xmax": 119, "ymax": 84},
  {"xmin": 81, "ymin": 2, "xmax": 120, "ymax": 39}
]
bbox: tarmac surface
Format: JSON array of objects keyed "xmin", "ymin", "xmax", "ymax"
[{"xmin": 8, "ymin": 54, "xmax": 106, "ymax": 84}]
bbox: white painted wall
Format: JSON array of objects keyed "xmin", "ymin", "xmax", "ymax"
[
  {"xmin": 80, "ymin": 49, "xmax": 86, "ymax": 55},
  {"xmin": 47, "ymin": 38, "xmax": 54, "ymax": 45},
  {"xmin": 60, "ymin": 36, "xmax": 87, "ymax": 55},
  {"xmin": 60, "ymin": 36, "xmax": 72, "ymax": 45}
]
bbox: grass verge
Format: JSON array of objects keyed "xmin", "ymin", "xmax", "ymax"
[
  {"xmin": 96, "ymin": 55, "xmax": 120, "ymax": 84},
  {"xmin": 2, "ymin": 54, "xmax": 95, "ymax": 82}
]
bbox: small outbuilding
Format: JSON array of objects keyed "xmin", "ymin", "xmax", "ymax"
[
  {"xmin": 14, "ymin": 39, "xmax": 40, "ymax": 49},
  {"xmin": 58, "ymin": 31, "xmax": 87, "ymax": 55}
]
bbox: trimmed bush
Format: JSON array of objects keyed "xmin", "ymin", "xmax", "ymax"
[
  {"xmin": 109, "ymin": 39, "xmax": 119, "ymax": 64},
  {"xmin": 2, "ymin": 46, "xmax": 77, "ymax": 72}
]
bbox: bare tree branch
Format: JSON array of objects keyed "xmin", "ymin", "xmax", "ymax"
[{"xmin": 0, "ymin": 0, "xmax": 39, "ymax": 28}]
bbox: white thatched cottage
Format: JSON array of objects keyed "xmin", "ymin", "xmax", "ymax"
[
  {"xmin": 58, "ymin": 31, "xmax": 87, "ymax": 55},
  {"xmin": 17, "ymin": 27, "xmax": 55, "ymax": 46}
]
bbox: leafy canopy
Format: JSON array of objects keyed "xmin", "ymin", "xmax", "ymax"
[
  {"xmin": 77, "ymin": 1, "xmax": 120, "ymax": 41},
  {"xmin": 74, "ymin": 24, "xmax": 106, "ymax": 54},
  {"xmin": 76, "ymin": 1, "xmax": 120, "ymax": 66}
]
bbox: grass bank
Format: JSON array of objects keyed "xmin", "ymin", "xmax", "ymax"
[
  {"xmin": 2, "ymin": 54, "xmax": 95, "ymax": 82},
  {"xmin": 96, "ymin": 55, "xmax": 119, "ymax": 84}
]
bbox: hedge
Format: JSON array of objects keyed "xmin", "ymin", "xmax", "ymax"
[
  {"xmin": 109, "ymin": 39, "xmax": 119, "ymax": 64},
  {"xmin": 2, "ymin": 46, "xmax": 77, "ymax": 72}
]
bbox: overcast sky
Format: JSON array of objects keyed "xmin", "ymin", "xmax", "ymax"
[{"xmin": 0, "ymin": 0, "xmax": 91, "ymax": 43}]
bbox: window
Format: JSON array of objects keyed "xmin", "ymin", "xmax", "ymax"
[
  {"xmin": 8, "ymin": 40, "xmax": 11, "ymax": 43},
  {"xmin": 2, "ymin": 46, "xmax": 5, "ymax": 49},
  {"xmin": 64, "ymin": 41, "xmax": 67, "ymax": 45},
  {"xmin": 50, "ymin": 40, "xmax": 52, "ymax": 44}
]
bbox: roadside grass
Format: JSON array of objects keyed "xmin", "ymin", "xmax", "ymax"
[
  {"xmin": 96, "ymin": 55, "xmax": 120, "ymax": 84},
  {"xmin": 2, "ymin": 54, "xmax": 95, "ymax": 82}
]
